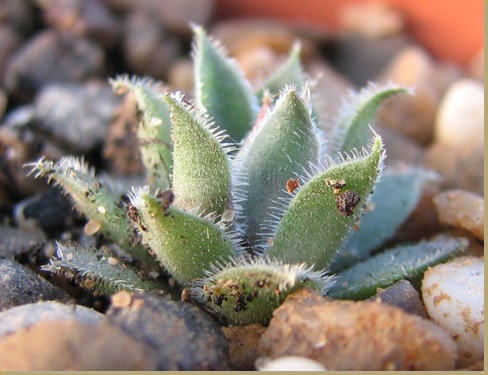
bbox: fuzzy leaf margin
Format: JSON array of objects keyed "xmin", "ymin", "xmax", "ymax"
[
  {"xmin": 328, "ymin": 235, "xmax": 468, "ymax": 300},
  {"xmin": 192, "ymin": 24, "xmax": 259, "ymax": 141},
  {"xmin": 267, "ymin": 134, "xmax": 385, "ymax": 270}
]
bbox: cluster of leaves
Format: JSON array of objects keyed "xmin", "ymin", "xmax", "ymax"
[{"xmin": 28, "ymin": 26, "xmax": 467, "ymax": 325}]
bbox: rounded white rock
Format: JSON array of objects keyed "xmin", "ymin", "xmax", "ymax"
[
  {"xmin": 256, "ymin": 356, "xmax": 327, "ymax": 371},
  {"xmin": 434, "ymin": 79, "xmax": 484, "ymax": 149},
  {"xmin": 421, "ymin": 256, "xmax": 484, "ymax": 368}
]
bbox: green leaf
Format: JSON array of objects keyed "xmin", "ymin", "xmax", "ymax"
[
  {"xmin": 190, "ymin": 256, "xmax": 333, "ymax": 325},
  {"xmin": 332, "ymin": 83, "xmax": 411, "ymax": 153},
  {"xmin": 267, "ymin": 134, "xmax": 385, "ymax": 270},
  {"xmin": 43, "ymin": 242, "xmax": 161, "ymax": 295},
  {"xmin": 111, "ymin": 76, "xmax": 172, "ymax": 190},
  {"xmin": 128, "ymin": 187, "xmax": 239, "ymax": 286},
  {"xmin": 26, "ymin": 157, "xmax": 153, "ymax": 265},
  {"xmin": 330, "ymin": 167, "xmax": 437, "ymax": 272},
  {"xmin": 166, "ymin": 93, "xmax": 234, "ymax": 218},
  {"xmin": 192, "ymin": 25, "xmax": 259, "ymax": 141},
  {"xmin": 328, "ymin": 236, "xmax": 468, "ymax": 300},
  {"xmin": 256, "ymin": 42, "xmax": 305, "ymax": 99},
  {"xmin": 235, "ymin": 87, "xmax": 320, "ymax": 250}
]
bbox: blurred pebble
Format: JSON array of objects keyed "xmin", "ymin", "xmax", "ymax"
[
  {"xmin": 259, "ymin": 289, "xmax": 457, "ymax": 371},
  {"xmin": 105, "ymin": 0, "xmax": 214, "ymax": 35},
  {"xmin": 122, "ymin": 9, "xmax": 183, "ymax": 80},
  {"xmin": 106, "ymin": 291, "xmax": 231, "ymax": 370},
  {"xmin": 306, "ymin": 59, "xmax": 352, "ymax": 133},
  {"xmin": 0, "ymin": 0, "xmax": 36, "ymax": 36},
  {"xmin": 0, "ymin": 319, "xmax": 158, "ymax": 370},
  {"xmin": 103, "ymin": 90, "xmax": 144, "ymax": 175},
  {"xmin": 4, "ymin": 30, "xmax": 104, "ymax": 100},
  {"xmin": 422, "ymin": 256, "xmax": 484, "ymax": 368},
  {"xmin": 339, "ymin": 2, "xmax": 404, "ymax": 39},
  {"xmin": 14, "ymin": 186, "xmax": 74, "ymax": 235},
  {"xmin": 0, "ymin": 121, "xmax": 67, "ymax": 200},
  {"xmin": 0, "ymin": 258, "xmax": 72, "ymax": 312},
  {"xmin": 392, "ymin": 177, "xmax": 443, "ymax": 243},
  {"xmin": 433, "ymin": 190, "xmax": 484, "ymax": 241},
  {"xmin": 423, "ymin": 142, "xmax": 483, "ymax": 195},
  {"xmin": 368, "ymin": 279, "xmax": 428, "ymax": 318},
  {"xmin": 167, "ymin": 57, "xmax": 195, "ymax": 94},
  {"xmin": 326, "ymin": 32, "xmax": 410, "ymax": 87},
  {"xmin": 33, "ymin": 81, "xmax": 119, "ymax": 153},
  {"xmin": 0, "ymin": 26, "xmax": 22, "ymax": 86},
  {"xmin": 256, "ymin": 356, "xmax": 327, "ymax": 371},
  {"xmin": 222, "ymin": 323, "xmax": 267, "ymax": 370},
  {"xmin": 376, "ymin": 45, "xmax": 440, "ymax": 145},
  {"xmin": 0, "ymin": 88, "xmax": 6, "ymax": 120},
  {"xmin": 0, "ymin": 300, "xmax": 104, "ymax": 338},
  {"xmin": 0, "ymin": 225, "xmax": 45, "ymax": 258},
  {"xmin": 434, "ymin": 79, "xmax": 484, "ymax": 149},
  {"xmin": 376, "ymin": 125, "xmax": 425, "ymax": 165},
  {"xmin": 36, "ymin": 0, "xmax": 120, "ymax": 48}
]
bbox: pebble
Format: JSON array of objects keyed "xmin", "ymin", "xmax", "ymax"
[
  {"xmin": 33, "ymin": 81, "xmax": 119, "ymax": 153},
  {"xmin": 421, "ymin": 256, "xmax": 484, "ymax": 368},
  {"xmin": 0, "ymin": 87, "xmax": 6, "ymax": 121},
  {"xmin": 122, "ymin": 8, "xmax": 183, "ymax": 80},
  {"xmin": 0, "ymin": 319, "xmax": 158, "ymax": 370},
  {"xmin": 423, "ymin": 141, "xmax": 484, "ymax": 196},
  {"xmin": 433, "ymin": 190, "xmax": 484, "ymax": 241},
  {"xmin": 106, "ymin": 291, "xmax": 231, "ymax": 371},
  {"xmin": 0, "ymin": 26, "xmax": 21, "ymax": 84},
  {"xmin": 0, "ymin": 259, "xmax": 71, "ymax": 312},
  {"xmin": 376, "ymin": 45, "xmax": 440, "ymax": 145},
  {"xmin": 222, "ymin": 323, "xmax": 267, "ymax": 370},
  {"xmin": 102, "ymin": 91, "xmax": 144, "ymax": 175},
  {"xmin": 392, "ymin": 176, "xmax": 443, "ymax": 243},
  {"xmin": 258, "ymin": 289, "xmax": 457, "ymax": 371},
  {"xmin": 368, "ymin": 279, "xmax": 428, "ymax": 318},
  {"xmin": 14, "ymin": 186, "xmax": 74, "ymax": 235},
  {"xmin": 105, "ymin": 0, "xmax": 215, "ymax": 36},
  {"xmin": 37, "ymin": 0, "xmax": 120, "ymax": 48},
  {"xmin": 209, "ymin": 19, "xmax": 321, "ymax": 90},
  {"xmin": 0, "ymin": 300, "xmax": 104, "ymax": 339},
  {"xmin": 0, "ymin": 0, "xmax": 37, "ymax": 36},
  {"xmin": 256, "ymin": 356, "xmax": 327, "ymax": 371},
  {"xmin": 4, "ymin": 30, "xmax": 104, "ymax": 100},
  {"xmin": 0, "ymin": 225, "xmax": 46, "ymax": 259},
  {"xmin": 327, "ymin": 33, "xmax": 410, "ymax": 87},
  {"xmin": 434, "ymin": 79, "xmax": 484, "ymax": 149}
]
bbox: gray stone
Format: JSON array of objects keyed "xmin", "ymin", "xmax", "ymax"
[
  {"xmin": 33, "ymin": 81, "xmax": 119, "ymax": 152},
  {"xmin": 106, "ymin": 291, "xmax": 231, "ymax": 371},
  {"xmin": 0, "ymin": 226, "xmax": 45, "ymax": 259},
  {"xmin": 0, "ymin": 300, "xmax": 104, "ymax": 339},
  {"xmin": 368, "ymin": 279, "xmax": 428, "ymax": 318},
  {"xmin": 4, "ymin": 30, "xmax": 104, "ymax": 100},
  {"xmin": 0, "ymin": 258, "xmax": 72, "ymax": 312}
]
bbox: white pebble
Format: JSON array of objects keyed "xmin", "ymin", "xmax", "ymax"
[
  {"xmin": 256, "ymin": 356, "xmax": 327, "ymax": 371},
  {"xmin": 435, "ymin": 79, "xmax": 484, "ymax": 149},
  {"xmin": 421, "ymin": 256, "xmax": 484, "ymax": 367}
]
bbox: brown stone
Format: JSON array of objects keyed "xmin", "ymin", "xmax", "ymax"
[
  {"xmin": 259, "ymin": 289, "xmax": 457, "ymax": 371},
  {"xmin": 433, "ymin": 190, "xmax": 484, "ymax": 241},
  {"xmin": 223, "ymin": 323, "xmax": 267, "ymax": 370},
  {"xmin": 0, "ymin": 319, "xmax": 158, "ymax": 370}
]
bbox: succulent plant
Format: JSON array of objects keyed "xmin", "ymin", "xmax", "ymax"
[{"xmin": 27, "ymin": 26, "xmax": 467, "ymax": 325}]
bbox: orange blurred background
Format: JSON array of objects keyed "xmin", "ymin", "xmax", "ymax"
[{"xmin": 214, "ymin": 0, "xmax": 483, "ymax": 66}]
